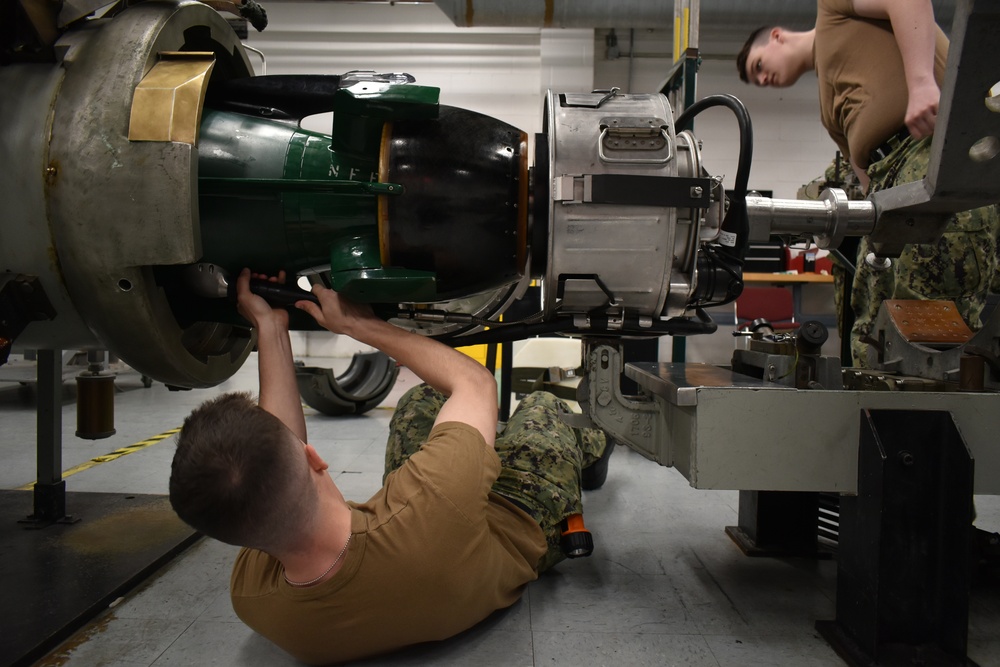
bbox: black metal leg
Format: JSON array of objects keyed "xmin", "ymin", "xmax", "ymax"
[
  {"xmin": 20, "ymin": 349, "xmax": 76, "ymax": 528},
  {"xmin": 499, "ymin": 340, "xmax": 513, "ymax": 422},
  {"xmin": 817, "ymin": 409, "xmax": 977, "ymax": 666}
]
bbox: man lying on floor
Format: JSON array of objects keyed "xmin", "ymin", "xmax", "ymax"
[{"xmin": 168, "ymin": 269, "xmax": 608, "ymax": 664}]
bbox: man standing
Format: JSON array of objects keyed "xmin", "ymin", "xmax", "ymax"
[
  {"xmin": 737, "ymin": 0, "xmax": 998, "ymax": 366},
  {"xmin": 169, "ymin": 269, "xmax": 606, "ymax": 664}
]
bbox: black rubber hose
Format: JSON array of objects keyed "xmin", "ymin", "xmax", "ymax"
[
  {"xmin": 675, "ymin": 94, "xmax": 753, "ymax": 262},
  {"xmin": 204, "ymin": 75, "xmax": 343, "ymax": 120},
  {"xmin": 240, "ymin": 0, "xmax": 268, "ymax": 31}
]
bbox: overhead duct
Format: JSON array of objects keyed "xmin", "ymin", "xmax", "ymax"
[
  {"xmin": 432, "ymin": 0, "xmax": 673, "ymax": 28},
  {"xmin": 431, "ymin": 0, "xmax": 955, "ymax": 33}
]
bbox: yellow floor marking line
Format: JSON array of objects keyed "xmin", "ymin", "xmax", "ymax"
[{"xmin": 17, "ymin": 427, "xmax": 181, "ymax": 490}]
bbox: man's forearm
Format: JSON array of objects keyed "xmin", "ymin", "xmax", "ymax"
[
  {"xmin": 349, "ymin": 317, "xmax": 498, "ymax": 445},
  {"xmin": 298, "ymin": 289, "xmax": 498, "ymax": 445},
  {"xmin": 884, "ymin": 1, "xmax": 937, "ymax": 94},
  {"xmin": 343, "ymin": 316, "xmax": 492, "ymax": 398},
  {"xmin": 256, "ymin": 320, "xmax": 308, "ymax": 442}
]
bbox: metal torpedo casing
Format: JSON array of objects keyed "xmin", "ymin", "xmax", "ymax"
[
  {"xmin": 0, "ymin": 1, "xmax": 257, "ymax": 387},
  {"xmin": 543, "ymin": 90, "xmax": 723, "ymax": 323}
]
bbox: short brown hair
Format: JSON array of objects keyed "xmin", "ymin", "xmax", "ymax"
[
  {"xmin": 736, "ymin": 26, "xmax": 771, "ymax": 84},
  {"xmin": 169, "ymin": 392, "xmax": 316, "ymax": 552}
]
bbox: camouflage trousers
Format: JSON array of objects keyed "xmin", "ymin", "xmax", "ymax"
[
  {"xmin": 851, "ymin": 137, "xmax": 1000, "ymax": 366},
  {"xmin": 385, "ymin": 384, "xmax": 606, "ymax": 572}
]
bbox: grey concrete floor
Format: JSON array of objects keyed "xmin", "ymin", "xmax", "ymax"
[{"xmin": 2, "ymin": 351, "xmax": 999, "ymax": 667}]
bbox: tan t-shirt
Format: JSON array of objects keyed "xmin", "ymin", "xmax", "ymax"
[
  {"xmin": 815, "ymin": 0, "xmax": 948, "ymax": 168},
  {"xmin": 230, "ymin": 421, "xmax": 546, "ymax": 665}
]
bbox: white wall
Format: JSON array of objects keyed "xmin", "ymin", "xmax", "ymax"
[
  {"xmin": 245, "ymin": 2, "xmax": 592, "ymax": 139},
  {"xmin": 684, "ymin": 61, "xmax": 839, "ymax": 199},
  {"xmin": 592, "ymin": 29, "xmax": 839, "ymax": 199}
]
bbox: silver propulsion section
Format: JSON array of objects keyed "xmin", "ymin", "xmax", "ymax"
[{"xmin": 543, "ymin": 90, "xmax": 723, "ymax": 322}]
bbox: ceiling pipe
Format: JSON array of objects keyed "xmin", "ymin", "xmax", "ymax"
[
  {"xmin": 433, "ymin": 0, "xmax": 672, "ymax": 28},
  {"xmin": 430, "ymin": 0, "xmax": 956, "ymax": 31}
]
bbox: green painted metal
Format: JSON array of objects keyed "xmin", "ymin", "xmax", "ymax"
[
  {"xmin": 330, "ymin": 84, "xmax": 440, "ymax": 157},
  {"xmin": 199, "ymin": 178, "xmax": 405, "ymax": 196},
  {"xmin": 324, "ymin": 231, "xmax": 436, "ymax": 302},
  {"xmin": 328, "ymin": 231, "xmax": 381, "ymax": 271},
  {"xmin": 334, "ymin": 82, "xmax": 440, "ymax": 120},
  {"xmin": 192, "ymin": 97, "xmax": 444, "ymax": 304},
  {"xmin": 196, "ymin": 109, "xmax": 379, "ymax": 275},
  {"xmin": 330, "ymin": 267, "xmax": 438, "ymax": 302}
]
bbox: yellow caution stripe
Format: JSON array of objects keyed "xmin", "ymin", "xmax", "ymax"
[{"xmin": 17, "ymin": 427, "xmax": 181, "ymax": 490}]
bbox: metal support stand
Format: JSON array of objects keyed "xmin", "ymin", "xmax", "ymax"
[
  {"xmin": 20, "ymin": 349, "xmax": 77, "ymax": 528},
  {"xmin": 2, "ymin": 348, "xmax": 201, "ymax": 665},
  {"xmin": 581, "ymin": 342, "xmax": 662, "ymax": 464},
  {"xmin": 817, "ymin": 409, "xmax": 976, "ymax": 666},
  {"xmin": 725, "ymin": 491, "xmax": 830, "ymax": 558},
  {"xmin": 486, "ymin": 341, "xmax": 514, "ymax": 422},
  {"xmin": 500, "ymin": 340, "xmax": 513, "ymax": 422}
]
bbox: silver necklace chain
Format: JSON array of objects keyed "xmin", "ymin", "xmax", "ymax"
[{"xmin": 284, "ymin": 532, "xmax": 353, "ymax": 587}]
